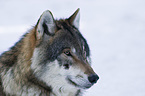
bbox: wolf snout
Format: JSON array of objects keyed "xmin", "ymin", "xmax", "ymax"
[{"xmin": 88, "ymin": 74, "xmax": 99, "ymax": 84}]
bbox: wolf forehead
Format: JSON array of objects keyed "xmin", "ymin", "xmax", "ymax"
[{"xmin": 36, "ymin": 19, "xmax": 90, "ymax": 61}]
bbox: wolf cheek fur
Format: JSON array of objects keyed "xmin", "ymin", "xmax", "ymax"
[{"xmin": 0, "ymin": 8, "xmax": 99, "ymax": 96}]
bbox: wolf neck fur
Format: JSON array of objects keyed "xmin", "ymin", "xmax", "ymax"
[{"xmin": 0, "ymin": 28, "xmax": 47, "ymax": 95}]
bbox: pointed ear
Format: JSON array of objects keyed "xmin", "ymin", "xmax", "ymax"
[
  {"xmin": 36, "ymin": 10, "xmax": 56, "ymax": 39},
  {"xmin": 68, "ymin": 8, "xmax": 80, "ymax": 29}
]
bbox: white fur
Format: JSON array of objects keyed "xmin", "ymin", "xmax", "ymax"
[
  {"xmin": 72, "ymin": 47, "xmax": 76, "ymax": 53},
  {"xmin": 1, "ymin": 69, "xmax": 15, "ymax": 95},
  {"xmin": 87, "ymin": 57, "xmax": 91, "ymax": 65},
  {"xmin": 40, "ymin": 60, "xmax": 78, "ymax": 96},
  {"xmin": 31, "ymin": 56, "xmax": 79, "ymax": 96}
]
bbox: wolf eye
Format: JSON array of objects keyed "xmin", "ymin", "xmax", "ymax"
[
  {"xmin": 63, "ymin": 64, "xmax": 70, "ymax": 69},
  {"xmin": 64, "ymin": 50, "xmax": 72, "ymax": 56}
]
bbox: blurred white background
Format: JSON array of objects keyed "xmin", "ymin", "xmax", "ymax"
[{"xmin": 0, "ymin": 0, "xmax": 145, "ymax": 96}]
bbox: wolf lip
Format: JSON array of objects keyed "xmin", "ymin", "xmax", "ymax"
[
  {"xmin": 66, "ymin": 77, "xmax": 92, "ymax": 89},
  {"xmin": 67, "ymin": 78, "xmax": 78, "ymax": 87}
]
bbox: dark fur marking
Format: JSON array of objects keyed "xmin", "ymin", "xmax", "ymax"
[
  {"xmin": 42, "ymin": 21, "xmax": 54, "ymax": 36},
  {"xmin": 61, "ymin": 22, "xmax": 75, "ymax": 37},
  {"xmin": 76, "ymin": 89, "xmax": 81, "ymax": 96},
  {"xmin": 0, "ymin": 76, "xmax": 6, "ymax": 96},
  {"xmin": 57, "ymin": 56, "xmax": 73, "ymax": 67},
  {"xmin": 28, "ymin": 72, "xmax": 52, "ymax": 92}
]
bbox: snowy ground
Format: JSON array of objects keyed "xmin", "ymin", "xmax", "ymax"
[{"xmin": 0, "ymin": 0, "xmax": 145, "ymax": 96}]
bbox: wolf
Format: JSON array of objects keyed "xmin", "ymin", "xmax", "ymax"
[{"xmin": 0, "ymin": 8, "xmax": 99, "ymax": 96}]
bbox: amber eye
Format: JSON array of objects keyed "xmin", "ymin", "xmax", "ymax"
[{"xmin": 64, "ymin": 50, "xmax": 72, "ymax": 56}]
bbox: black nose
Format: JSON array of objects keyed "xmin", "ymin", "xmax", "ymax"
[{"xmin": 88, "ymin": 74, "xmax": 99, "ymax": 84}]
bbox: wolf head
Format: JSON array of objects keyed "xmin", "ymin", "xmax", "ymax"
[{"xmin": 31, "ymin": 9, "xmax": 99, "ymax": 92}]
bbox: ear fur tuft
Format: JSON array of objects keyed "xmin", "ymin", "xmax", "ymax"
[
  {"xmin": 68, "ymin": 8, "xmax": 80, "ymax": 29},
  {"xmin": 36, "ymin": 10, "xmax": 56, "ymax": 39}
]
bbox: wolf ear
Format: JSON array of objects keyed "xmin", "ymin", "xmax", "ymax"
[
  {"xmin": 36, "ymin": 10, "xmax": 56, "ymax": 39},
  {"xmin": 68, "ymin": 8, "xmax": 80, "ymax": 29}
]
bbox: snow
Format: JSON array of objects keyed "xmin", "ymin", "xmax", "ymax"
[{"xmin": 0, "ymin": 0, "xmax": 145, "ymax": 96}]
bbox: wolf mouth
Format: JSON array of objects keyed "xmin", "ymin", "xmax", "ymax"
[
  {"xmin": 67, "ymin": 77, "xmax": 79, "ymax": 87},
  {"xmin": 66, "ymin": 77, "xmax": 92, "ymax": 89}
]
